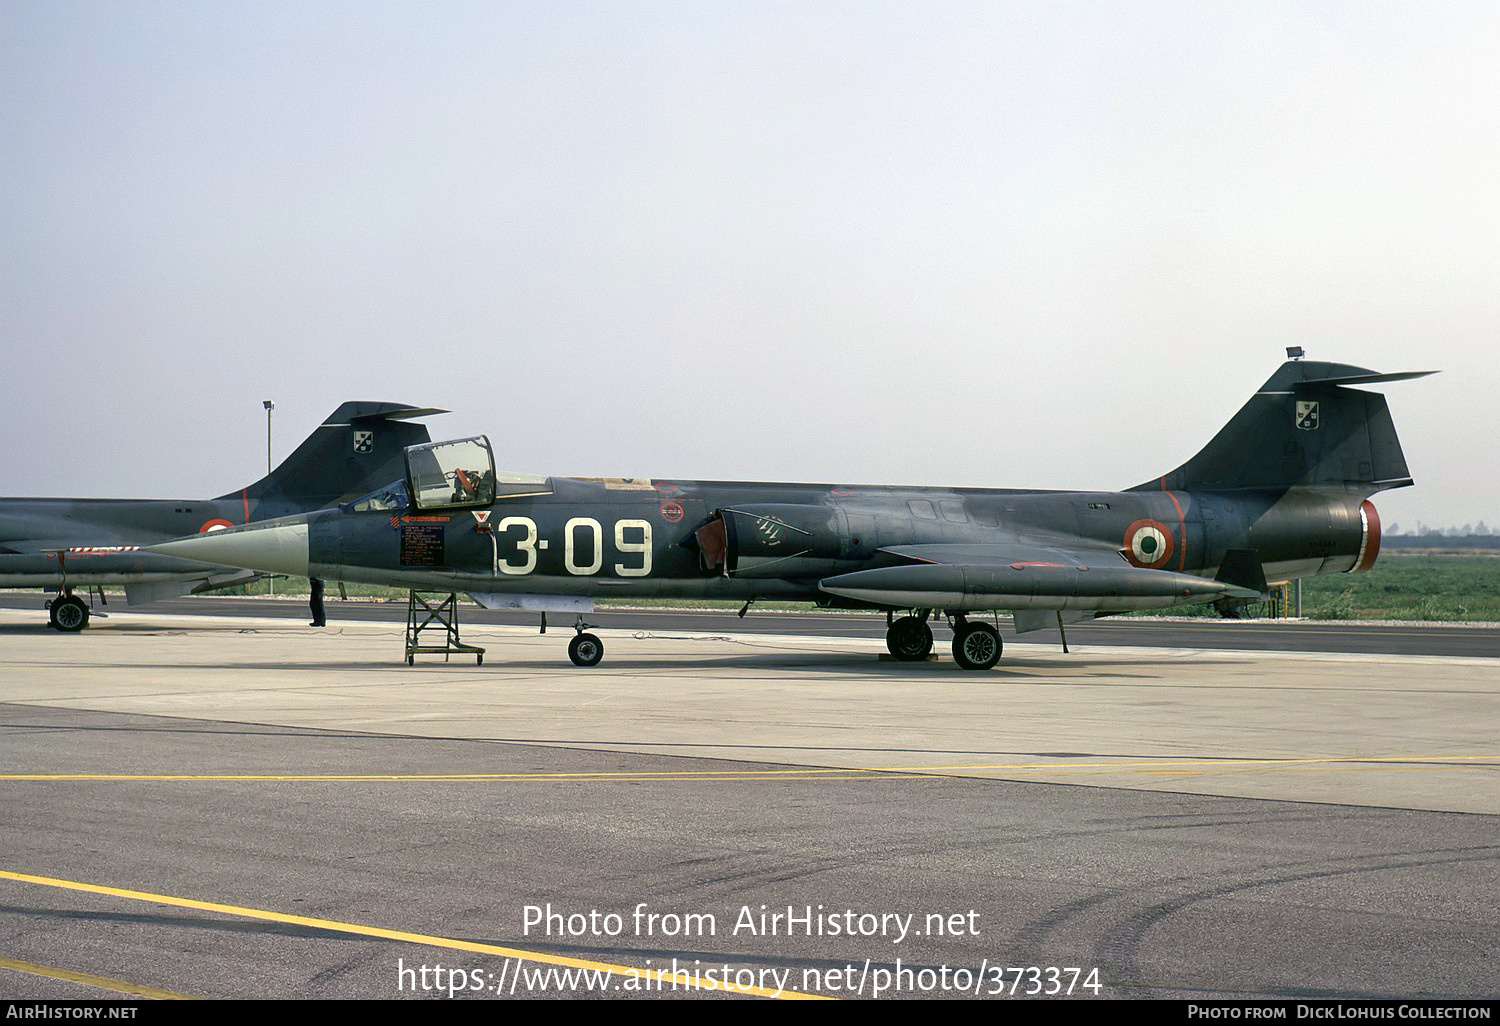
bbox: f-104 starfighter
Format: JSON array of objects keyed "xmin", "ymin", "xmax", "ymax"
[{"xmin": 150, "ymin": 356, "xmax": 1431, "ymax": 669}]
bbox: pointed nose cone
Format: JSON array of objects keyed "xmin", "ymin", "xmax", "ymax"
[{"xmin": 149, "ymin": 518, "xmax": 310, "ymax": 577}]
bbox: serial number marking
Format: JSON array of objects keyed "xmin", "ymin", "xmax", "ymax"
[{"xmin": 494, "ymin": 517, "xmax": 651, "ymax": 578}]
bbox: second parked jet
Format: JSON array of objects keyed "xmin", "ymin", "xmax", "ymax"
[{"xmin": 2, "ymin": 402, "xmax": 442, "ymax": 629}]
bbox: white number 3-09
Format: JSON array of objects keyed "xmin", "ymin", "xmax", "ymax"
[
  {"xmin": 532, "ymin": 517, "xmax": 651, "ymax": 577},
  {"xmin": 491, "ymin": 517, "xmax": 653, "ymax": 577}
]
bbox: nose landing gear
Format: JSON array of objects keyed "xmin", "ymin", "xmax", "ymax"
[{"xmin": 568, "ymin": 617, "xmax": 604, "ymax": 667}]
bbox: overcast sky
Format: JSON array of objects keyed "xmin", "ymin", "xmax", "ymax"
[{"xmin": 2, "ymin": 1, "xmax": 1495, "ymax": 530}]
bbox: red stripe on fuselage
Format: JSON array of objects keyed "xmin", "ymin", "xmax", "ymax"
[{"xmin": 1164, "ymin": 491, "xmax": 1187, "ymax": 571}]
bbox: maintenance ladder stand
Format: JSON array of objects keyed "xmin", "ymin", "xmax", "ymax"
[{"xmin": 403, "ymin": 591, "xmax": 485, "ymax": 666}]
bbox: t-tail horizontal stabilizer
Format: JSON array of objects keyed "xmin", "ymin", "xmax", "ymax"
[
  {"xmin": 222, "ymin": 401, "xmax": 447, "ymax": 518},
  {"xmin": 1135, "ymin": 360, "xmax": 1436, "ymax": 495}
]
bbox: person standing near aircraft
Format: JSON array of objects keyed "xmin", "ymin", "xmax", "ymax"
[{"xmin": 309, "ymin": 577, "xmax": 327, "ymax": 627}]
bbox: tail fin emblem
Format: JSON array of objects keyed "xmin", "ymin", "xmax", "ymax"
[
  {"xmin": 353, "ymin": 430, "xmax": 374, "ymax": 453},
  {"xmin": 1295, "ymin": 401, "xmax": 1320, "ymax": 431}
]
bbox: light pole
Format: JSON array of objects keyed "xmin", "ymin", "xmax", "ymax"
[
  {"xmin": 263, "ymin": 400, "xmax": 274, "ymax": 597},
  {"xmin": 263, "ymin": 400, "xmax": 274, "ymax": 474}
]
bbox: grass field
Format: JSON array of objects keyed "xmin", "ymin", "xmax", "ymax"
[
  {"xmin": 199, "ymin": 552, "xmax": 1498, "ymax": 623},
  {"xmin": 1291, "ymin": 551, "xmax": 1499, "ymax": 621}
]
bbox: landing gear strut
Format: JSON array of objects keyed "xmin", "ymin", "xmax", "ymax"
[{"xmin": 885, "ymin": 611, "xmax": 934, "ymax": 661}]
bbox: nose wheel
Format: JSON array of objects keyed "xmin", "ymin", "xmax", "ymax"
[{"xmin": 568, "ymin": 618, "xmax": 604, "ymax": 667}]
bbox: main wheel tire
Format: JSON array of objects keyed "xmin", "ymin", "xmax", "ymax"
[
  {"xmin": 951, "ymin": 621, "xmax": 1001, "ymax": 670},
  {"xmin": 52, "ymin": 596, "xmax": 90, "ymax": 632},
  {"xmin": 886, "ymin": 615, "xmax": 934, "ymax": 661},
  {"xmin": 569, "ymin": 632, "xmax": 604, "ymax": 667}
]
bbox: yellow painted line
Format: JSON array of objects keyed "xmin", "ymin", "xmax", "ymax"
[
  {"xmin": 870, "ymin": 755, "xmax": 1500, "ymax": 773},
  {"xmin": 0, "ymin": 870, "xmax": 825, "ymax": 1000},
  {"xmin": 1135, "ymin": 763, "xmax": 1497, "ymax": 778},
  {"xmin": 0, "ymin": 756, "xmax": 1493, "ymax": 782},
  {"xmin": 0, "ymin": 771, "xmax": 942, "ymax": 782},
  {"xmin": 0, "ymin": 956, "xmax": 195, "ymax": 1000}
]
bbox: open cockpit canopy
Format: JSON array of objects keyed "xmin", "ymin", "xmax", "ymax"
[{"xmin": 404, "ymin": 436, "xmax": 551, "ymax": 511}]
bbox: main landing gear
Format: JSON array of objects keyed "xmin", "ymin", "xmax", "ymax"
[
  {"xmin": 48, "ymin": 593, "xmax": 90, "ymax": 632},
  {"xmin": 950, "ymin": 616, "xmax": 1002, "ymax": 671},
  {"xmin": 885, "ymin": 613, "xmax": 934, "ymax": 661},
  {"xmin": 883, "ymin": 609, "xmax": 1003, "ymax": 670}
]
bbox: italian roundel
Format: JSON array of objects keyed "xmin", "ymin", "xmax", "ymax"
[{"xmin": 1122, "ymin": 519, "xmax": 1174, "ymax": 568}]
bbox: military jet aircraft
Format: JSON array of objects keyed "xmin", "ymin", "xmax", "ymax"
[
  {"xmin": 148, "ymin": 357, "xmax": 1431, "ymax": 669},
  {"xmin": 2, "ymin": 402, "xmax": 442, "ymax": 630}
]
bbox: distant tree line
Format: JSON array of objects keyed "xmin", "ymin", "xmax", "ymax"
[
  {"xmin": 1383, "ymin": 527, "xmax": 1500, "ymax": 550},
  {"xmin": 1386, "ymin": 522, "xmax": 1492, "ymax": 536}
]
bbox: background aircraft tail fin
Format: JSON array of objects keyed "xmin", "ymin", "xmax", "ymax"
[
  {"xmin": 219, "ymin": 402, "xmax": 446, "ymax": 517},
  {"xmin": 1132, "ymin": 360, "xmax": 1434, "ymax": 495}
]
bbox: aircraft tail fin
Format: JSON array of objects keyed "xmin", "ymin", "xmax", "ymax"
[
  {"xmin": 1131, "ymin": 359, "xmax": 1435, "ymax": 495},
  {"xmin": 219, "ymin": 402, "xmax": 446, "ymax": 517}
]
